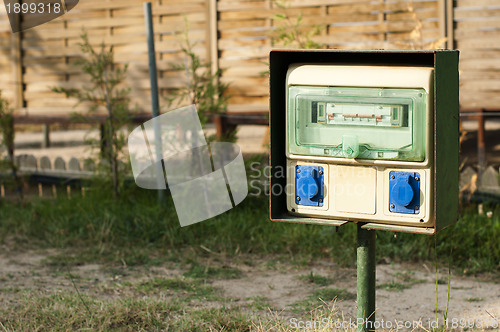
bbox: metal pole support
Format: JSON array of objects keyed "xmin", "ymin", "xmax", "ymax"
[
  {"xmin": 42, "ymin": 124, "xmax": 50, "ymax": 148},
  {"xmin": 357, "ymin": 223, "xmax": 376, "ymax": 332},
  {"xmin": 477, "ymin": 108, "xmax": 486, "ymax": 184},
  {"xmin": 144, "ymin": 2, "xmax": 164, "ymax": 202}
]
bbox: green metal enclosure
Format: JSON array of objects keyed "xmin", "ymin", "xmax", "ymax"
[{"xmin": 269, "ymin": 49, "xmax": 459, "ymax": 234}]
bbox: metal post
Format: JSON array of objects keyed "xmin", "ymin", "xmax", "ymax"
[
  {"xmin": 357, "ymin": 223, "xmax": 376, "ymax": 332},
  {"xmin": 144, "ymin": 2, "xmax": 164, "ymax": 202},
  {"xmin": 42, "ymin": 124, "xmax": 50, "ymax": 148},
  {"xmin": 477, "ymin": 108, "xmax": 486, "ymax": 186}
]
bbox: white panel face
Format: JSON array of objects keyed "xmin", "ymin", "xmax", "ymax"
[
  {"xmin": 332, "ymin": 166, "xmax": 376, "ymax": 215},
  {"xmin": 284, "ymin": 63, "xmax": 435, "ymax": 228}
]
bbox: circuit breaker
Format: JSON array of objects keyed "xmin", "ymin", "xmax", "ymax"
[{"xmin": 270, "ymin": 50, "xmax": 459, "ymax": 234}]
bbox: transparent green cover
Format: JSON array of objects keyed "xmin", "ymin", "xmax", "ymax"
[{"xmin": 287, "ymin": 86, "xmax": 427, "ymax": 161}]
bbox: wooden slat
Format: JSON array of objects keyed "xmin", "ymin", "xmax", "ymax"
[
  {"xmin": 218, "ymin": 19, "xmax": 267, "ymax": 30},
  {"xmin": 325, "ymin": 1, "xmax": 437, "ymax": 15},
  {"xmin": 301, "ymin": 13, "xmax": 380, "ymax": 25},
  {"xmin": 385, "ymin": 9, "xmax": 439, "ymax": 21},
  {"xmin": 219, "ymin": 38, "xmax": 267, "ymax": 49},
  {"xmin": 455, "ymin": 29, "xmax": 500, "ymax": 39},
  {"xmin": 458, "ymin": 46, "xmax": 500, "ymax": 56},
  {"xmin": 460, "ymin": 71, "xmax": 500, "ymax": 81},
  {"xmin": 222, "ymin": 64, "xmax": 268, "ymax": 77},
  {"xmin": 460, "ymin": 93, "xmax": 500, "ymax": 109},
  {"xmin": 455, "ymin": 18, "xmax": 500, "ymax": 31},
  {"xmin": 460, "ymin": 59, "xmax": 500, "ymax": 70},
  {"xmin": 456, "ymin": 38, "xmax": 500, "ymax": 49},
  {"xmin": 218, "ymin": 1, "xmax": 267, "ymax": 12},
  {"xmin": 220, "ymin": 7, "xmax": 321, "ymax": 20},
  {"xmin": 461, "ymin": 85, "xmax": 500, "ymax": 94},
  {"xmin": 220, "ymin": 47, "xmax": 270, "ymax": 59},
  {"xmin": 454, "ymin": 8, "xmax": 500, "ymax": 19},
  {"xmin": 455, "ymin": 0, "xmax": 500, "ymax": 7}
]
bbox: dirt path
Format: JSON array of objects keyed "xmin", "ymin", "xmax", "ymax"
[{"xmin": 0, "ymin": 248, "xmax": 498, "ymax": 330}]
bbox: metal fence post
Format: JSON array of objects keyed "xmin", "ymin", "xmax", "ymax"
[{"xmin": 144, "ymin": 2, "xmax": 165, "ymax": 202}]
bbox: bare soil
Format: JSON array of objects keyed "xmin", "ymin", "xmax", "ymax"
[{"xmin": 0, "ymin": 248, "xmax": 498, "ymax": 329}]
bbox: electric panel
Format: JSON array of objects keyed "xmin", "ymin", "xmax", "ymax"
[{"xmin": 270, "ymin": 50, "xmax": 459, "ymax": 234}]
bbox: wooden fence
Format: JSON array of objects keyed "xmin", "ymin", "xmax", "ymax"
[
  {"xmin": 0, "ymin": 0, "xmax": 498, "ymax": 117},
  {"xmin": 455, "ymin": 0, "xmax": 500, "ymax": 109}
]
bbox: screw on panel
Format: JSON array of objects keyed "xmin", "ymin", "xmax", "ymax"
[
  {"xmin": 296, "ymin": 197, "xmax": 301, "ymax": 201},
  {"xmin": 390, "ymin": 175, "xmax": 395, "ymax": 179},
  {"xmin": 415, "ymin": 176, "xmax": 420, "ymax": 181},
  {"xmin": 319, "ymin": 198, "xmax": 323, "ymax": 203},
  {"xmin": 390, "ymin": 204, "xmax": 395, "ymax": 208},
  {"xmin": 415, "ymin": 206, "xmax": 419, "ymax": 210},
  {"xmin": 319, "ymin": 170, "xmax": 323, "ymax": 175},
  {"xmin": 418, "ymin": 93, "xmax": 423, "ymax": 97},
  {"xmin": 296, "ymin": 168, "xmax": 301, "ymax": 173}
]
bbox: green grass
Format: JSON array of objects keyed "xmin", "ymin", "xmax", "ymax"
[
  {"xmin": 246, "ymin": 295, "xmax": 272, "ymax": 311},
  {"xmin": 393, "ymin": 270, "xmax": 426, "ymax": 284},
  {"xmin": 298, "ymin": 272, "xmax": 334, "ymax": 286},
  {"xmin": 0, "ymin": 291, "xmax": 253, "ymax": 331},
  {"xmin": 465, "ymin": 297, "xmax": 484, "ymax": 302},
  {"xmin": 0, "ymin": 184, "xmax": 498, "ymax": 274},
  {"xmin": 378, "ymin": 281, "xmax": 411, "ymax": 292},
  {"xmin": 377, "ymin": 205, "xmax": 500, "ymax": 274},
  {"xmin": 378, "ymin": 270, "xmax": 426, "ymax": 291},
  {"xmin": 292, "ymin": 288, "xmax": 356, "ymax": 313},
  {"xmin": 136, "ymin": 276, "xmax": 216, "ymax": 299},
  {"xmin": 169, "ymin": 307, "xmax": 252, "ymax": 331},
  {"xmin": 183, "ymin": 262, "xmax": 242, "ymax": 280}
]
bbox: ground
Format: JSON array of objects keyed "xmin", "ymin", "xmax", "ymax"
[
  {"xmin": 0, "ymin": 247, "xmax": 498, "ymax": 330},
  {"xmin": 3, "ymin": 120, "xmax": 499, "ymax": 330}
]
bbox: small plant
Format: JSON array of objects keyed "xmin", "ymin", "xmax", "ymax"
[
  {"xmin": 466, "ymin": 297, "xmax": 484, "ymax": 302},
  {"xmin": 392, "ymin": 0, "xmax": 447, "ymax": 50},
  {"xmin": 137, "ymin": 277, "xmax": 216, "ymax": 300},
  {"xmin": 53, "ymin": 31, "xmax": 133, "ymax": 198},
  {"xmin": 0, "ymin": 91, "xmax": 22, "ymax": 199},
  {"xmin": 271, "ymin": 0, "xmax": 326, "ymax": 49},
  {"xmin": 183, "ymin": 262, "xmax": 241, "ymax": 280},
  {"xmin": 246, "ymin": 295, "xmax": 271, "ymax": 311},
  {"xmin": 166, "ymin": 22, "xmax": 231, "ymax": 140},
  {"xmin": 292, "ymin": 288, "xmax": 355, "ymax": 313},
  {"xmin": 298, "ymin": 271, "xmax": 334, "ymax": 286},
  {"xmin": 393, "ymin": 270, "xmax": 426, "ymax": 285},
  {"xmin": 378, "ymin": 281, "xmax": 411, "ymax": 292}
]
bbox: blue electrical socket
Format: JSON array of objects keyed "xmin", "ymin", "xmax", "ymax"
[
  {"xmin": 295, "ymin": 165, "xmax": 324, "ymax": 207},
  {"xmin": 389, "ymin": 171, "xmax": 420, "ymax": 214}
]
